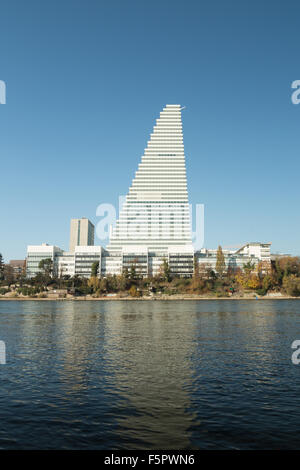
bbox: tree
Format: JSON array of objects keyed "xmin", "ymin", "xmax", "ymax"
[
  {"xmin": 276, "ymin": 257, "xmax": 300, "ymax": 279},
  {"xmin": 243, "ymin": 261, "xmax": 255, "ymax": 275},
  {"xmin": 3, "ymin": 265, "xmax": 14, "ymax": 286},
  {"xmin": 215, "ymin": 246, "xmax": 225, "ymax": 277},
  {"xmin": 193, "ymin": 257, "xmax": 199, "ymax": 279},
  {"xmin": 117, "ymin": 273, "xmax": 130, "ymax": 291},
  {"xmin": 122, "ymin": 267, "xmax": 129, "ymax": 279},
  {"xmin": 38, "ymin": 258, "xmax": 53, "ymax": 277},
  {"xmin": 161, "ymin": 258, "xmax": 171, "ymax": 282},
  {"xmin": 0, "ymin": 253, "xmax": 4, "ymax": 281},
  {"xmin": 91, "ymin": 261, "xmax": 99, "ymax": 278},
  {"xmin": 129, "ymin": 285, "xmax": 141, "ymax": 297},
  {"xmin": 88, "ymin": 276, "xmax": 101, "ymax": 293},
  {"xmin": 283, "ymin": 275, "xmax": 300, "ymax": 297},
  {"xmin": 129, "ymin": 263, "xmax": 137, "ymax": 281}
]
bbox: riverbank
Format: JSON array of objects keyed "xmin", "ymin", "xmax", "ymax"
[{"xmin": 0, "ymin": 294, "xmax": 298, "ymax": 301}]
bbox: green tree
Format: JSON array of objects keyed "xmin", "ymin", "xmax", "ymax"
[
  {"xmin": 215, "ymin": 246, "xmax": 225, "ymax": 277},
  {"xmin": 91, "ymin": 261, "xmax": 99, "ymax": 277},
  {"xmin": 243, "ymin": 261, "xmax": 255, "ymax": 275},
  {"xmin": 162, "ymin": 258, "xmax": 171, "ymax": 282},
  {"xmin": 38, "ymin": 258, "xmax": 53, "ymax": 277},
  {"xmin": 129, "ymin": 263, "xmax": 137, "ymax": 281},
  {"xmin": 0, "ymin": 253, "xmax": 4, "ymax": 281},
  {"xmin": 4, "ymin": 265, "xmax": 14, "ymax": 286}
]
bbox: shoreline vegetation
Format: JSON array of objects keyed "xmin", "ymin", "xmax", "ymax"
[
  {"xmin": 1, "ymin": 250, "xmax": 300, "ymax": 301},
  {"xmin": 0, "ymin": 294, "xmax": 298, "ymax": 301}
]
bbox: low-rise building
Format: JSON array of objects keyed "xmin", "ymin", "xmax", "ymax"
[
  {"xmin": 9, "ymin": 260, "xmax": 26, "ymax": 277},
  {"xmin": 26, "ymin": 242, "xmax": 271, "ymax": 279},
  {"xmin": 74, "ymin": 246, "xmax": 102, "ymax": 277},
  {"xmin": 57, "ymin": 252, "xmax": 75, "ymax": 277},
  {"xmin": 195, "ymin": 242, "xmax": 271, "ymax": 273},
  {"xmin": 26, "ymin": 244, "xmax": 63, "ymax": 278}
]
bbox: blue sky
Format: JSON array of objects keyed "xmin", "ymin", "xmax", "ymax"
[{"xmin": 0, "ymin": 0, "xmax": 299, "ymax": 261}]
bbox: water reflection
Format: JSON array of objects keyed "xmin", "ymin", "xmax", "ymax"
[
  {"xmin": 0, "ymin": 300, "xmax": 300, "ymax": 449},
  {"xmin": 103, "ymin": 302, "xmax": 199, "ymax": 449}
]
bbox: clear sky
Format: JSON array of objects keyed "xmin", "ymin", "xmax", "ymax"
[{"xmin": 0, "ymin": 0, "xmax": 299, "ymax": 261}]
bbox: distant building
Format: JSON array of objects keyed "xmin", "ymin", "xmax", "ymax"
[
  {"xmin": 56, "ymin": 252, "xmax": 75, "ymax": 277},
  {"xmin": 74, "ymin": 246, "xmax": 102, "ymax": 277},
  {"xmin": 9, "ymin": 260, "xmax": 26, "ymax": 276},
  {"xmin": 26, "ymin": 244, "xmax": 63, "ymax": 278},
  {"xmin": 271, "ymin": 253, "xmax": 293, "ymax": 261},
  {"xmin": 69, "ymin": 218, "xmax": 94, "ymax": 252},
  {"xmin": 27, "ymin": 245, "xmax": 103, "ymax": 279},
  {"xmin": 195, "ymin": 242, "xmax": 271, "ymax": 273}
]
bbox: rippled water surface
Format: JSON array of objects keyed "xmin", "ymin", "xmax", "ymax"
[{"xmin": 0, "ymin": 300, "xmax": 300, "ymax": 449}]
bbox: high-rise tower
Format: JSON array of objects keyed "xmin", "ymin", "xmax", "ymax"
[
  {"xmin": 107, "ymin": 104, "xmax": 192, "ymax": 254},
  {"xmin": 69, "ymin": 218, "xmax": 94, "ymax": 252}
]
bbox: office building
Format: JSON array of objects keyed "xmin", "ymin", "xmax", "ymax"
[
  {"xmin": 69, "ymin": 218, "xmax": 94, "ymax": 252},
  {"xmin": 9, "ymin": 260, "xmax": 26, "ymax": 277},
  {"xmin": 26, "ymin": 244, "xmax": 63, "ymax": 278},
  {"xmin": 195, "ymin": 243, "xmax": 272, "ymax": 273},
  {"xmin": 105, "ymin": 104, "xmax": 194, "ymax": 276},
  {"xmin": 26, "ymin": 106, "xmax": 272, "ymax": 279}
]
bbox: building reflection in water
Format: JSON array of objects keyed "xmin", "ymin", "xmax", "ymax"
[
  {"xmin": 16, "ymin": 299, "xmax": 291, "ymax": 449},
  {"xmin": 101, "ymin": 301, "xmax": 199, "ymax": 449},
  {"xmin": 18, "ymin": 301, "xmax": 199, "ymax": 448}
]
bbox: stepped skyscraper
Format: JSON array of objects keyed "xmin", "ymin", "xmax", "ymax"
[
  {"xmin": 103, "ymin": 104, "xmax": 194, "ymax": 276},
  {"xmin": 107, "ymin": 104, "xmax": 193, "ymax": 252},
  {"xmin": 26, "ymin": 105, "xmax": 272, "ymax": 279}
]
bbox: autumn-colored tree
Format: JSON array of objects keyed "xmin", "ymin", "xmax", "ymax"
[
  {"xmin": 193, "ymin": 257, "xmax": 199, "ymax": 279},
  {"xmin": 129, "ymin": 285, "xmax": 141, "ymax": 297},
  {"xmin": 246, "ymin": 274, "xmax": 260, "ymax": 290},
  {"xmin": 88, "ymin": 276, "xmax": 101, "ymax": 293},
  {"xmin": 243, "ymin": 261, "xmax": 255, "ymax": 275},
  {"xmin": 283, "ymin": 275, "xmax": 300, "ymax": 297},
  {"xmin": 277, "ymin": 257, "xmax": 300, "ymax": 278},
  {"xmin": 122, "ymin": 267, "xmax": 129, "ymax": 279}
]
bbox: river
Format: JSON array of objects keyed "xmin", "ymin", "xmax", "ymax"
[{"xmin": 0, "ymin": 299, "xmax": 299, "ymax": 449}]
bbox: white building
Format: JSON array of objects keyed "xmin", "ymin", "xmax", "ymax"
[
  {"xmin": 235, "ymin": 242, "xmax": 271, "ymax": 262},
  {"xmin": 27, "ymin": 244, "xmax": 103, "ymax": 279},
  {"xmin": 26, "ymin": 244, "xmax": 63, "ymax": 277},
  {"xmin": 74, "ymin": 245, "xmax": 102, "ymax": 277},
  {"xmin": 26, "ymin": 106, "xmax": 272, "ymax": 279},
  {"xmin": 105, "ymin": 104, "xmax": 194, "ymax": 276},
  {"xmin": 195, "ymin": 242, "xmax": 271, "ymax": 273},
  {"xmin": 69, "ymin": 218, "xmax": 94, "ymax": 252},
  {"xmin": 57, "ymin": 252, "xmax": 75, "ymax": 277}
]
